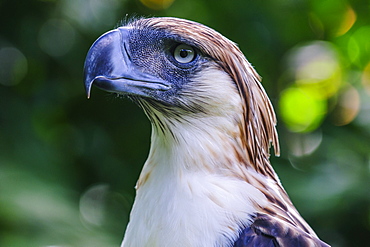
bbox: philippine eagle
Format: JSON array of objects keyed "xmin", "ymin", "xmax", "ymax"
[{"xmin": 83, "ymin": 17, "xmax": 330, "ymax": 247}]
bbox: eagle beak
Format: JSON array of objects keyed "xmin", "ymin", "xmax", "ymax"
[{"xmin": 83, "ymin": 28, "xmax": 170, "ymax": 99}]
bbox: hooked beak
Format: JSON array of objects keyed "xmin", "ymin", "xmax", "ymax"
[{"xmin": 83, "ymin": 28, "xmax": 170, "ymax": 99}]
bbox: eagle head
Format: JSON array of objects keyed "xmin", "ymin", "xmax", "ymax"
[{"xmin": 84, "ymin": 17, "xmax": 279, "ymax": 168}]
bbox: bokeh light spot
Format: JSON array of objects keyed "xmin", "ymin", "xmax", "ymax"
[
  {"xmin": 287, "ymin": 131, "xmax": 323, "ymax": 157},
  {"xmin": 361, "ymin": 62, "xmax": 370, "ymax": 95},
  {"xmin": 0, "ymin": 47, "xmax": 28, "ymax": 86},
  {"xmin": 347, "ymin": 26, "xmax": 370, "ymax": 65},
  {"xmin": 38, "ymin": 19, "xmax": 75, "ymax": 57},
  {"xmin": 288, "ymin": 41, "xmax": 342, "ymax": 99},
  {"xmin": 279, "ymin": 87, "xmax": 327, "ymax": 132},
  {"xmin": 336, "ymin": 5, "xmax": 356, "ymax": 36},
  {"xmin": 332, "ymin": 85, "xmax": 360, "ymax": 126},
  {"xmin": 79, "ymin": 184, "xmax": 109, "ymax": 227},
  {"xmin": 62, "ymin": 0, "xmax": 119, "ymax": 31},
  {"xmin": 347, "ymin": 36, "xmax": 360, "ymax": 63},
  {"xmin": 140, "ymin": 0, "xmax": 175, "ymax": 10},
  {"xmin": 308, "ymin": 12, "xmax": 324, "ymax": 38}
]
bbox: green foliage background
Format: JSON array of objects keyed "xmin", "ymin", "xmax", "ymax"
[{"xmin": 1, "ymin": 0, "xmax": 369, "ymax": 246}]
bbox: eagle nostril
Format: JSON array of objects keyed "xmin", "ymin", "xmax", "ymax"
[{"xmin": 123, "ymin": 42, "xmax": 132, "ymax": 61}]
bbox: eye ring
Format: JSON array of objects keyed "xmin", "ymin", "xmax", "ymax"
[{"xmin": 173, "ymin": 44, "xmax": 196, "ymax": 64}]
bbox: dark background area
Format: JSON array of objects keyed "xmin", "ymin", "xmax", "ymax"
[{"xmin": 1, "ymin": 0, "xmax": 369, "ymax": 246}]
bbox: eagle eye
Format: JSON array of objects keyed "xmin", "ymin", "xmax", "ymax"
[{"xmin": 173, "ymin": 44, "xmax": 196, "ymax": 64}]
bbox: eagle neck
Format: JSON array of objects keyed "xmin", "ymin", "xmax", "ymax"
[{"xmin": 121, "ymin": 111, "xmax": 269, "ymax": 247}]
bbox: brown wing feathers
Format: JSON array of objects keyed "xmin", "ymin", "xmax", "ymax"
[{"xmin": 234, "ymin": 214, "xmax": 330, "ymax": 247}]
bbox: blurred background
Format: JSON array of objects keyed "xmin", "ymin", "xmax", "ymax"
[{"xmin": 1, "ymin": 0, "xmax": 369, "ymax": 246}]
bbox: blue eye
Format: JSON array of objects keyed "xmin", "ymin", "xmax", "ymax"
[{"xmin": 173, "ymin": 44, "xmax": 196, "ymax": 64}]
